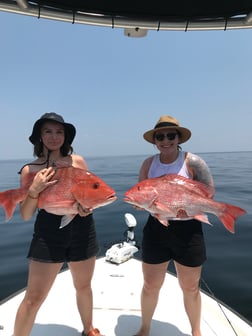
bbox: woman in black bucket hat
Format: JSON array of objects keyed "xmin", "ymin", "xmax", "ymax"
[
  {"xmin": 29, "ymin": 112, "xmax": 76, "ymax": 146},
  {"xmin": 13, "ymin": 113, "xmax": 103, "ymax": 336}
]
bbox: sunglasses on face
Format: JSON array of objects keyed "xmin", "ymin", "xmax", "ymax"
[{"xmin": 154, "ymin": 132, "xmax": 178, "ymax": 141}]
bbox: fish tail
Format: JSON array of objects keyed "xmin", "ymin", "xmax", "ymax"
[
  {"xmin": 219, "ymin": 204, "xmax": 246, "ymax": 233},
  {"xmin": 0, "ymin": 191, "xmax": 19, "ymax": 220}
]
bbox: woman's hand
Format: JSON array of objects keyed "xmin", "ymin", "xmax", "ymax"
[
  {"xmin": 77, "ymin": 203, "xmax": 93, "ymax": 217},
  {"xmin": 28, "ymin": 167, "xmax": 58, "ymax": 198}
]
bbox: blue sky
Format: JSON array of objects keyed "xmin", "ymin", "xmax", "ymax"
[{"xmin": 1, "ymin": 11, "xmax": 252, "ymax": 160}]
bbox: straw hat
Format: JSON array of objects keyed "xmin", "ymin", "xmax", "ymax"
[
  {"xmin": 143, "ymin": 115, "xmax": 191, "ymax": 144},
  {"xmin": 29, "ymin": 112, "xmax": 76, "ymax": 145}
]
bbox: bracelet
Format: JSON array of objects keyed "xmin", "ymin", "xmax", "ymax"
[{"xmin": 27, "ymin": 193, "xmax": 39, "ymax": 200}]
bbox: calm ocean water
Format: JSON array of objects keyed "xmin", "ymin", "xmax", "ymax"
[{"xmin": 0, "ymin": 152, "xmax": 251, "ymax": 324}]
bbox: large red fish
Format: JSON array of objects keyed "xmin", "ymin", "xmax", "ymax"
[
  {"xmin": 124, "ymin": 174, "xmax": 246, "ymax": 233},
  {"xmin": 0, "ymin": 167, "xmax": 117, "ymax": 227}
]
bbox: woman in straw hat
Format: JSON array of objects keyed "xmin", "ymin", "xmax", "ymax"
[
  {"xmin": 13, "ymin": 113, "xmax": 103, "ymax": 336},
  {"xmin": 133, "ymin": 115, "xmax": 214, "ymax": 336}
]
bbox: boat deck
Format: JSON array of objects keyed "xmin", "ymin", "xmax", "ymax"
[{"xmin": 0, "ymin": 257, "xmax": 251, "ymax": 336}]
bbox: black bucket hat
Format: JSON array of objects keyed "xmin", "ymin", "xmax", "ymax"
[{"xmin": 29, "ymin": 112, "xmax": 76, "ymax": 145}]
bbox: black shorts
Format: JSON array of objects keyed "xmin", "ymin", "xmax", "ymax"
[
  {"xmin": 142, "ymin": 215, "xmax": 206, "ymax": 267},
  {"xmin": 27, "ymin": 210, "xmax": 99, "ymax": 263}
]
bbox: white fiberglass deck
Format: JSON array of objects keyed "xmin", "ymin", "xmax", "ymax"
[{"xmin": 0, "ymin": 257, "xmax": 251, "ymax": 336}]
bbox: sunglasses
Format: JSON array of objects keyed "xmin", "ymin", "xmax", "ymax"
[{"xmin": 154, "ymin": 133, "xmax": 178, "ymax": 141}]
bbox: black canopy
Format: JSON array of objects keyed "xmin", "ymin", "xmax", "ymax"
[{"xmin": 1, "ymin": 1, "xmax": 252, "ymax": 33}]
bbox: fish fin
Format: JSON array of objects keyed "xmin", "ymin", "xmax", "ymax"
[
  {"xmin": 194, "ymin": 214, "xmax": 212, "ymax": 225},
  {"xmin": 155, "ymin": 214, "xmax": 169, "ymax": 226},
  {"xmin": 59, "ymin": 215, "xmax": 76, "ymax": 229},
  {"xmin": 218, "ymin": 204, "xmax": 246, "ymax": 234},
  {"xmin": 0, "ymin": 191, "xmax": 19, "ymax": 220}
]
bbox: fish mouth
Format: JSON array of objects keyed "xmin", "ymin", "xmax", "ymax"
[
  {"xmin": 105, "ymin": 194, "xmax": 117, "ymax": 204},
  {"xmin": 123, "ymin": 196, "xmax": 135, "ymax": 205},
  {"xmin": 93, "ymin": 194, "xmax": 117, "ymax": 209},
  {"xmin": 109, "ymin": 194, "xmax": 117, "ymax": 202}
]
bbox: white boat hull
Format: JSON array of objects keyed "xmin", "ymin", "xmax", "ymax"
[{"xmin": 0, "ymin": 257, "xmax": 251, "ymax": 336}]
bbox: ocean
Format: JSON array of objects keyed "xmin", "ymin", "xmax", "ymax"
[{"xmin": 0, "ymin": 152, "xmax": 251, "ymax": 324}]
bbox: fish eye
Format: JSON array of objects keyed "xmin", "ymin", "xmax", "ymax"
[
  {"xmin": 137, "ymin": 186, "xmax": 141, "ymax": 191},
  {"xmin": 93, "ymin": 182, "xmax": 100, "ymax": 189}
]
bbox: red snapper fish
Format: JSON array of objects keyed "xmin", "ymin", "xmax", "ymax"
[
  {"xmin": 124, "ymin": 174, "xmax": 246, "ymax": 233},
  {"xmin": 0, "ymin": 167, "xmax": 117, "ymax": 228}
]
